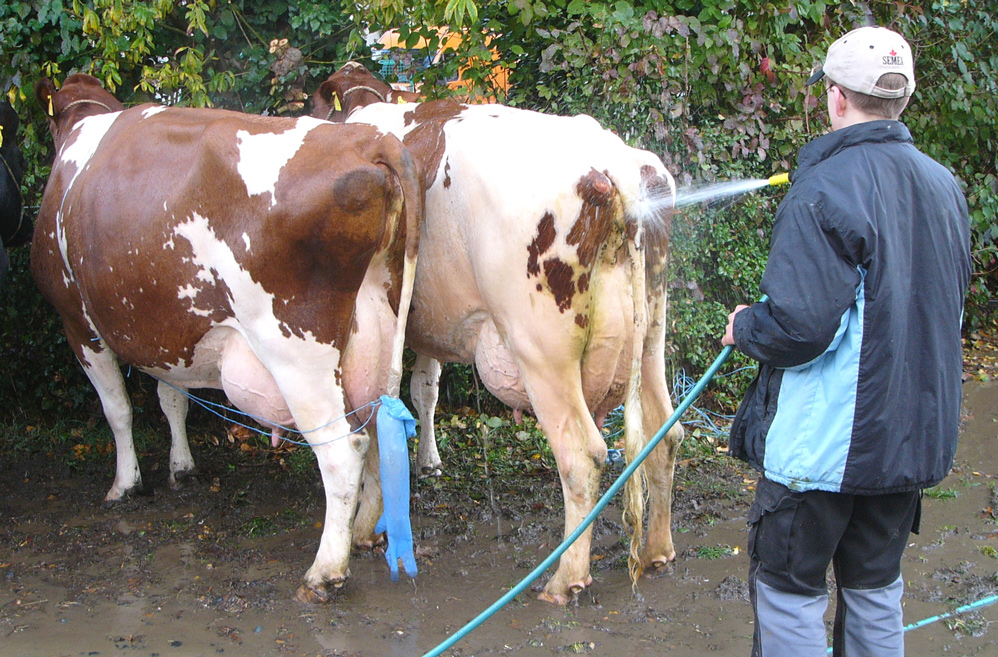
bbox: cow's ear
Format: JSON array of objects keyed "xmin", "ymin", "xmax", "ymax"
[
  {"xmin": 316, "ymin": 80, "xmax": 332, "ymax": 103},
  {"xmin": 315, "ymin": 80, "xmax": 340, "ymax": 116},
  {"xmin": 35, "ymin": 78, "xmax": 57, "ymax": 117}
]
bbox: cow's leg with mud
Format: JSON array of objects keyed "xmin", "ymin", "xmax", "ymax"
[
  {"xmin": 512, "ymin": 351, "xmax": 608, "ymax": 604},
  {"xmin": 410, "ymin": 353, "xmax": 443, "ymax": 476},
  {"xmin": 156, "ymin": 380, "xmax": 196, "ymax": 489}
]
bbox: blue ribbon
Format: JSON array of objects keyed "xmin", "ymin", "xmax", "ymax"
[{"xmin": 374, "ymin": 395, "xmax": 418, "ymax": 581}]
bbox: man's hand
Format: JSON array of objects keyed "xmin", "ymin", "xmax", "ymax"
[{"xmin": 722, "ymin": 304, "xmax": 750, "ymax": 347}]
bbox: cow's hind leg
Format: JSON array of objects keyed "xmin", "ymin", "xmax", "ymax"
[
  {"xmin": 535, "ymin": 387, "xmax": 605, "ymax": 604},
  {"xmin": 638, "ymin": 295, "xmax": 684, "ymax": 571},
  {"xmin": 157, "ymin": 380, "xmax": 196, "ymax": 489},
  {"xmin": 352, "ymin": 416, "xmax": 385, "ymax": 549},
  {"xmin": 410, "ymin": 354, "xmax": 443, "ymax": 477},
  {"xmin": 494, "ymin": 354, "xmax": 604, "ymax": 604},
  {"xmin": 295, "ymin": 420, "xmax": 369, "ymax": 603},
  {"xmin": 637, "ymin": 358, "xmax": 683, "ymax": 571},
  {"xmin": 78, "ymin": 343, "xmax": 142, "ymax": 501}
]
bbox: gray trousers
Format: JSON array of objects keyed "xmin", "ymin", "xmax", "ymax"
[{"xmin": 748, "ymin": 477, "xmax": 921, "ymax": 657}]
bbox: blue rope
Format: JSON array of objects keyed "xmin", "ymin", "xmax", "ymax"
[
  {"xmin": 152, "ymin": 376, "xmax": 380, "ymax": 447},
  {"xmin": 83, "ymin": 336, "xmax": 380, "ymax": 447}
]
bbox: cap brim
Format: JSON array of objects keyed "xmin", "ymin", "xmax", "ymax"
[{"xmin": 806, "ymin": 67, "xmax": 825, "ymax": 85}]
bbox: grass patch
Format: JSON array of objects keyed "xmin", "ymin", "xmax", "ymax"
[
  {"xmin": 925, "ymin": 486, "xmax": 959, "ymax": 500},
  {"xmin": 693, "ymin": 544, "xmax": 736, "ymax": 559},
  {"xmin": 241, "ymin": 509, "xmax": 309, "ymax": 537}
]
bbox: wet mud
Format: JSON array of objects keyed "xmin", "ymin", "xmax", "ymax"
[{"xmin": 1, "ymin": 382, "xmax": 996, "ymax": 656}]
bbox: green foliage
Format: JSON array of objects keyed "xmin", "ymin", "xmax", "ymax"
[
  {"xmin": 2, "ymin": 1, "xmax": 356, "ymax": 113},
  {"xmin": 430, "ymin": 411, "xmax": 556, "ymax": 481},
  {"xmin": 0, "ymin": 250, "xmax": 97, "ymax": 421},
  {"xmin": 667, "ymin": 189, "xmax": 778, "ymax": 406},
  {"xmin": 1, "ymin": 0, "xmax": 995, "ymax": 422},
  {"xmin": 901, "ymin": 2, "xmax": 998, "ymax": 328},
  {"xmin": 367, "ymin": 0, "xmax": 998, "ymax": 401}
]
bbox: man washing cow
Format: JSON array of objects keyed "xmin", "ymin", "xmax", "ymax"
[
  {"xmin": 31, "ymin": 72, "xmax": 422, "ymax": 602},
  {"xmin": 721, "ymin": 26, "xmax": 971, "ymax": 656}
]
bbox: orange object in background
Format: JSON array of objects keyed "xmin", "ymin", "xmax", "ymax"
[{"xmin": 373, "ymin": 27, "xmax": 509, "ymax": 102}]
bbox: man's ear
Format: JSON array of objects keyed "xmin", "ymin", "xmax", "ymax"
[{"xmin": 832, "ymin": 86, "xmax": 849, "ymax": 118}]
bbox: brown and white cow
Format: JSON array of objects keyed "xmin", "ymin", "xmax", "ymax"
[
  {"xmin": 33, "ymin": 73, "xmax": 421, "ymax": 602},
  {"xmin": 313, "ymin": 64, "xmax": 685, "ymax": 604}
]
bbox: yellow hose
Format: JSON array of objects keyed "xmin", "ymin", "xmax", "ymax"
[{"xmin": 768, "ymin": 172, "xmax": 790, "ymax": 186}]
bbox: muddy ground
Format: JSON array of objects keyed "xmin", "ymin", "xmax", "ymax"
[{"xmin": 1, "ymin": 379, "xmax": 996, "ymax": 657}]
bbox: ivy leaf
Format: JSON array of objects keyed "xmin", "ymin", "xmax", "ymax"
[{"xmin": 444, "ymin": 0, "xmax": 479, "ymax": 26}]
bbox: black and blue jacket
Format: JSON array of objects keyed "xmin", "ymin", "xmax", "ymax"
[{"xmin": 729, "ymin": 120, "xmax": 971, "ymax": 495}]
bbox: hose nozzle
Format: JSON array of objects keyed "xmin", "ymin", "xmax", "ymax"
[{"xmin": 768, "ymin": 172, "xmax": 790, "ymax": 187}]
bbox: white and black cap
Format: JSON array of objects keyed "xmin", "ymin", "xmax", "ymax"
[{"xmin": 807, "ymin": 26, "xmax": 915, "ymax": 98}]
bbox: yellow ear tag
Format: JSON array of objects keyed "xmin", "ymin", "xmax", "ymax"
[
  {"xmin": 397, "ymin": 96, "xmax": 405, "ymax": 104},
  {"xmin": 333, "ymin": 94, "xmax": 341, "ymax": 112},
  {"xmin": 48, "ymin": 95, "xmax": 54, "ymax": 117},
  {"xmin": 0, "ymin": 125, "xmax": 4, "ymax": 148}
]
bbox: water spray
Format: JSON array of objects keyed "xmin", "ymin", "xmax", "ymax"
[{"xmin": 673, "ymin": 172, "xmax": 790, "ymax": 207}]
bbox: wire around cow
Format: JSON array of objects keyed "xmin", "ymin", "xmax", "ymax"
[{"xmin": 152, "ymin": 376, "xmax": 381, "ymax": 448}]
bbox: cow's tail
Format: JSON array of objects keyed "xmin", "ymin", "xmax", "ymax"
[
  {"xmin": 622, "ymin": 225, "xmax": 648, "ymax": 588},
  {"xmin": 378, "ymin": 135, "xmax": 423, "ymax": 399},
  {"xmin": 615, "ymin": 161, "xmax": 676, "ymax": 589}
]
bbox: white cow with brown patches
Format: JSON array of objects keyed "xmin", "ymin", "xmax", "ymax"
[
  {"xmin": 314, "ymin": 64, "xmax": 685, "ymax": 604},
  {"xmin": 32, "ymin": 73, "xmax": 422, "ymax": 603}
]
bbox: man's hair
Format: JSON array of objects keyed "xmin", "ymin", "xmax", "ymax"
[{"xmin": 830, "ymin": 73, "xmax": 910, "ymax": 119}]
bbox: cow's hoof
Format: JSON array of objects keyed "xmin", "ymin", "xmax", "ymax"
[
  {"xmin": 295, "ymin": 578, "xmax": 346, "ymax": 604},
  {"xmin": 353, "ymin": 532, "xmax": 386, "ymax": 551},
  {"xmin": 419, "ymin": 465, "xmax": 442, "ymax": 478},
  {"xmin": 537, "ymin": 589, "xmax": 571, "ymax": 605},
  {"xmin": 641, "ymin": 551, "xmax": 677, "ymax": 573},
  {"xmin": 538, "ymin": 576, "xmax": 591, "ymax": 605},
  {"xmin": 168, "ymin": 468, "xmax": 198, "ymax": 491},
  {"xmin": 104, "ymin": 482, "xmax": 145, "ymax": 503},
  {"xmin": 104, "ymin": 491, "xmax": 125, "ymax": 504}
]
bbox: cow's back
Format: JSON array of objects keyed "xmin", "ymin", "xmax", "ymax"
[
  {"xmin": 34, "ymin": 106, "xmax": 398, "ymax": 369},
  {"xmin": 349, "ymin": 101, "xmax": 671, "ymax": 409}
]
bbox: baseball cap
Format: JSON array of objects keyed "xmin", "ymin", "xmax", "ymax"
[{"xmin": 806, "ymin": 26, "xmax": 915, "ymax": 98}]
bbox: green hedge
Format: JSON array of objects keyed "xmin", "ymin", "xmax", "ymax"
[
  {"xmin": 1, "ymin": 0, "xmax": 994, "ymax": 421},
  {"xmin": 483, "ymin": 0, "xmax": 997, "ymax": 402}
]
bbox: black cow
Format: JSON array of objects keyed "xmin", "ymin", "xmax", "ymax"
[{"xmin": 1, "ymin": 99, "xmax": 29, "ymax": 288}]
